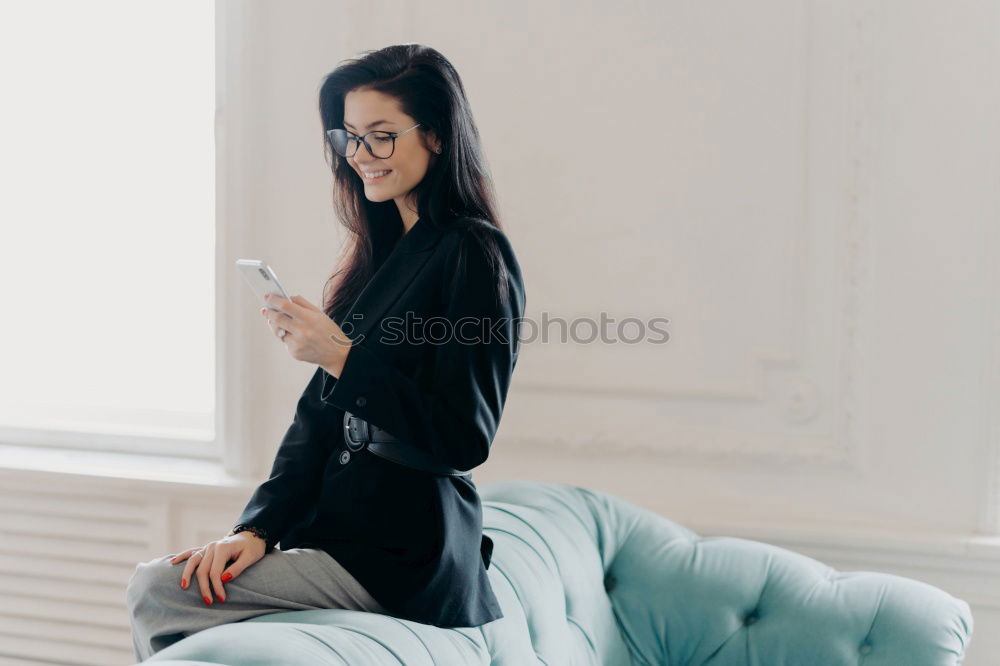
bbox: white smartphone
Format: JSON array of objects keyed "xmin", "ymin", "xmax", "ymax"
[{"xmin": 236, "ymin": 259, "xmax": 291, "ymax": 311}]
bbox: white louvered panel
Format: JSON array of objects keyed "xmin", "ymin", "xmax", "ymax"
[
  {"xmin": 175, "ymin": 505, "xmax": 240, "ymax": 549},
  {"xmin": 0, "ymin": 490, "xmax": 145, "ymax": 523},
  {"xmin": 0, "ymin": 571, "xmax": 133, "ymax": 608},
  {"xmin": 195, "ymin": 521, "xmax": 237, "ymax": 546},
  {"xmin": 1, "ymin": 592, "xmax": 126, "ymax": 627},
  {"xmin": 0, "ymin": 486, "xmax": 159, "ymax": 665},
  {"xmin": 0, "ymin": 655, "xmax": 72, "ymax": 666},
  {"xmin": 0, "ymin": 616, "xmax": 131, "ymax": 653},
  {"xmin": 1, "ymin": 533, "xmax": 149, "ymax": 566},
  {"xmin": 148, "ymin": 495, "xmax": 171, "ymax": 557},
  {"xmin": 0, "ymin": 477, "xmax": 249, "ymax": 663},
  {"xmin": 0, "ymin": 512, "xmax": 145, "ymax": 545},
  {"xmin": 0, "ymin": 553, "xmax": 135, "ymax": 589},
  {"xmin": 0, "ymin": 632, "xmax": 132, "ymax": 666}
]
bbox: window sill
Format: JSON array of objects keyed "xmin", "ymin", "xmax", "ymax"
[{"xmin": 0, "ymin": 442, "xmax": 255, "ymax": 492}]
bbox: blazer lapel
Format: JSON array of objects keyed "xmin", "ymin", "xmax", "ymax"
[{"xmin": 338, "ymin": 216, "xmax": 444, "ymax": 344}]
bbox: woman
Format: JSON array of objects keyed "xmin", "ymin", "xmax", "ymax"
[{"xmin": 126, "ymin": 43, "xmax": 525, "ymax": 661}]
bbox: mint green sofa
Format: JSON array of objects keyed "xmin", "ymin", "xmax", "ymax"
[{"xmin": 142, "ymin": 479, "xmax": 973, "ymax": 665}]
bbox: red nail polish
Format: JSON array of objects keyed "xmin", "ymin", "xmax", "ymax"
[
  {"xmin": 217, "ymin": 593, "xmax": 225, "ymax": 603},
  {"xmin": 221, "ymin": 572, "xmax": 233, "ymax": 583},
  {"xmin": 181, "ymin": 579, "xmax": 188, "ymax": 589},
  {"xmin": 204, "ymin": 595, "xmax": 212, "ymax": 605}
]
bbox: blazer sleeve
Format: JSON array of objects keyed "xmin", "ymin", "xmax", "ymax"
[
  {"xmin": 320, "ymin": 226, "xmax": 526, "ymax": 473},
  {"xmin": 232, "ymin": 366, "xmax": 334, "ymax": 552}
]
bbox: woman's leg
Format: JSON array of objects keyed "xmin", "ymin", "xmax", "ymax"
[{"xmin": 125, "ymin": 547, "xmax": 385, "ymax": 663}]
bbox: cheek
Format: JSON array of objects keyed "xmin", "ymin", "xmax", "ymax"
[
  {"xmin": 390, "ymin": 166, "xmax": 415, "ymax": 185},
  {"xmin": 396, "ymin": 160, "xmax": 430, "ymax": 182}
]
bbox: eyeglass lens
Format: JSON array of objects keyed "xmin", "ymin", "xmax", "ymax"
[{"xmin": 328, "ymin": 130, "xmax": 395, "ymax": 158}]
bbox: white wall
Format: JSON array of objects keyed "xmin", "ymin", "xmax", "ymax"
[
  {"xmin": 0, "ymin": 0, "xmax": 996, "ymax": 663},
  {"xmin": 245, "ymin": 0, "xmax": 1000, "ymax": 662}
]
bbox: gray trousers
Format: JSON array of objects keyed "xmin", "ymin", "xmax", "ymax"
[{"xmin": 125, "ymin": 547, "xmax": 387, "ymax": 663}]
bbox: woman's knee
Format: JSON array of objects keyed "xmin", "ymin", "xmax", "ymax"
[{"xmin": 126, "ymin": 555, "xmax": 179, "ymax": 609}]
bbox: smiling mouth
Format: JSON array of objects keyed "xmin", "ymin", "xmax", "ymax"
[{"xmin": 361, "ymin": 169, "xmax": 393, "ymax": 181}]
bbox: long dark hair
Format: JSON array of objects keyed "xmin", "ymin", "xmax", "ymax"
[{"xmin": 317, "ymin": 44, "xmax": 510, "ymax": 323}]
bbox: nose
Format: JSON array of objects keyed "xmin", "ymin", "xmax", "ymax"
[
  {"xmin": 350, "ymin": 137, "xmax": 379, "ymax": 162},
  {"xmin": 352, "ymin": 148, "xmax": 379, "ymax": 168}
]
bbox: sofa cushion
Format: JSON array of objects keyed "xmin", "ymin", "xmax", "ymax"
[{"xmin": 145, "ymin": 479, "xmax": 973, "ymax": 665}]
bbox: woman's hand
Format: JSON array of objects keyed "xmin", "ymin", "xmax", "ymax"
[
  {"xmin": 169, "ymin": 532, "xmax": 267, "ymax": 605},
  {"xmin": 261, "ymin": 294, "xmax": 353, "ymax": 375}
]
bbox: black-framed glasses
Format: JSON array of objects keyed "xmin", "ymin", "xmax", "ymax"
[{"xmin": 326, "ymin": 122, "xmax": 422, "ymax": 159}]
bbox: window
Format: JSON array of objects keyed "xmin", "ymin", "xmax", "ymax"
[{"xmin": 0, "ymin": 1, "xmax": 217, "ymax": 459}]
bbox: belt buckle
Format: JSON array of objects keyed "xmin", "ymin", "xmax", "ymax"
[{"xmin": 344, "ymin": 414, "xmax": 369, "ymax": 452}]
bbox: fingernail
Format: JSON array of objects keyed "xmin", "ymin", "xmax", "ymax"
[
  {"xmin": 217, "ymin": 593, "xmax": 225, "ymax": 603},
  {"xmin": 221, "ymin": 572, "xmax": 233, "ymax": 582},
  {"xmin": 180, "ymin": 579, "xmax": 188, "ymax": 589},
  {"xmin": 203, "ymin": 595, "xmax": 212, "ymax": 606}
]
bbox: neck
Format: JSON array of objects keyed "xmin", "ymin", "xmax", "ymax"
[{"xmin": 396, "ymin": 199, "xmax": 419, "ymax": 234}]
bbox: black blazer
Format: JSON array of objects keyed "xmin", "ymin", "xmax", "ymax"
[{"xmin": 233, "ymin": 215, "xmax": 525, "ymax": 628}]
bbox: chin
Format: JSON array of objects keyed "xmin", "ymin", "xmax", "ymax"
[{"xmin": 364, "ymin": 190, "xmax": 397, "ymax": 202}]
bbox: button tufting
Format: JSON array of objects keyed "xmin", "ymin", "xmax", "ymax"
[
  {"xmin": 859, "ymin": 643, "xmax": 872, "ymax": 655},
  {"xmin": 339, "ymin": 451, "xmax": 350, "ymax": 464},
  {"xmin": 356, "ymin": 396, "xmax": 367, "ymax": 407},
  {"xmin": 744, "ymin": 612, "xmax": 758, "ymax": 626},
  {"xmin": 603, "ymin": 573, "xmax": 617, "ymax": 592}
]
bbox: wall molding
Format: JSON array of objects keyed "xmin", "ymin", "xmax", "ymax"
[
  {"xmin": 687, "ymin": 515, "xmax": 1000, "ymax": 611},
  {"xmin": 502, "ymin": 1, "xmax": 885, "ymax": 476}
]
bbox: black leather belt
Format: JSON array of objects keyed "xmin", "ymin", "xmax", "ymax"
[{"xmin": 343, "ymin": 411, "xmax": 471, "ymax": 477}]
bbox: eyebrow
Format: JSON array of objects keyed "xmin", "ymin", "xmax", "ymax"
[{"xmin": 343, "ymin": 119, "xmax": 393, "ymax": 131}]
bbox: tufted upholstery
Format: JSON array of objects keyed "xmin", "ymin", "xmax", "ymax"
[{"xmin": 143, "ymin": 480, "xmax": 973, "ymax": 665}]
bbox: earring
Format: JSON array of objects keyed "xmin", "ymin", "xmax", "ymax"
[{"xmin": 434, "ymin": 147, "xmax": 442, "ymax": 154}]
